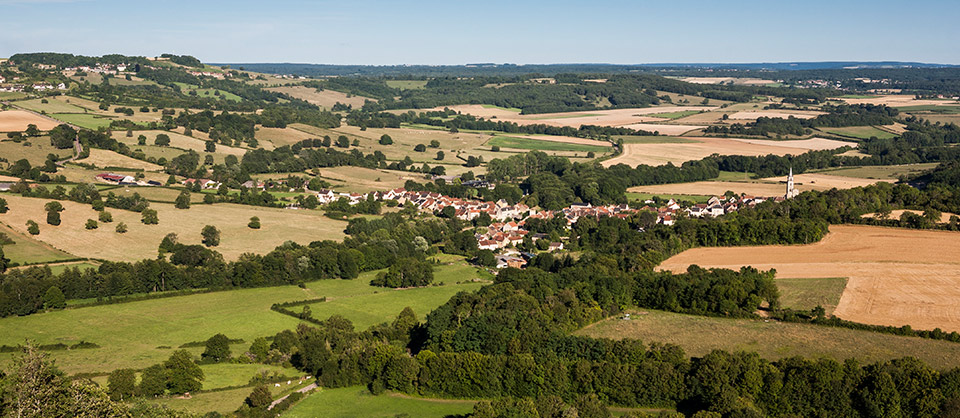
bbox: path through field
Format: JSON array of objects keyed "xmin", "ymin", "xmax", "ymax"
[{"xmin": 659, "ymin": 225, "xmax": 960, "ymax": 332}]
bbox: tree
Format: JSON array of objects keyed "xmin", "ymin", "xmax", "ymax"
[
  {"xmin": 115, "ymin": 222, "xmax": 128, "ymax": 233},
  {"xmin": 175, "ymin": 190, "xmax": 191, "ymax": 209},
  {"xmin": 201, "ymin": 334, "xmax": 231, "ymax": 363},
  {"xmin": 414, "ymin": 144, "xmax": 426, "ymax": 152},
  {"xmin": 245, "ymin": 385, "xmax": 273, "ymax": 408},
  {"xmin": 138, "ymin": 364, "xmax": 167, "ymax": 397},
  {"xmin": 137, "ymin": 135, "xmax": 147, "ymax": 145},
  {"xmin": 436, "ymin": 151, "xmax": 445, "ymax": 161},
  {"xmin": 491, "ymin": 145, "xmax": 500, "ymax": 152},
  {"xmin": 44, "ymin": 201, "xmax": 64, "ymax": 213},
  {"xmin": 25, "ymin": 123, "xmax": 41, "ymax": 137},
  {"xmin": 84, "ymin": 219, "xmax": 98, "ymax": 230},
  {"xmin": 0, "ymin": 197, "xmax": 7, "ymax": 213},
  {"xmin": 336, "ymin": 135, "xmax": 350, "ymax": 148},
  {"xmin": 476, "ymin": 249, "xmax": 496, "ymax": 267},
  {"xmin": 107, "ymin": 369, "xmax": 137, "ymax": 401},
  {"xmin": 379, "ymin": 134, "xmax": 393, "ymax": 145},
  {"xmin": 154, "ymin": 134, "xmax": 171, "ymax": 146},
  {"xmin": 183, "ymin": 127, "xmax": 193, "ymax": 136},
  {"xmin": 164, "ymin": 350, "xmax": 204, "ymax": 394},
  {"xmin": 205, "ymin": 141, "xmax": 216, "ymax": 152},
  {"xmin": 44, "ymin": 286, "xmax": 66, "ymax": 310},
  {"xmin": 248, "ymin": 216, "xmax": 261, "ymax": 229},
  {"xmin": 0, "ymin": 246, "xmax": 8, "ymax": 273},
  {"xmin": 126, "ymin": 129, "xmax": 133, "ymax": 138},
  {"xmin": 49, "ymin": 124, "xmax": 76, "ymax": 149},
  {"xmin": 141, "ymin": 209, "xmax": 159, "ymax": 225},
  {"xmin": 201, "ymin": 225, "xmax": 221, "ymax": 247},
  {"xmin": 27, "ymin": 220, "xmax": 40, "ymax": 235},
  {"xmin": 99, "ymin": 210, "xmax": 113, "ymax": 223},
  {"xmin": 46, "ymin": 211, "xmax": 61, "ymax": 226},
  {"xmin": 248, "ymin": 337, "xmax": 270, "ymax": 363},
  {"xmin": 429, "ymin": 139, "xmax": 440, "ymax": 148}
]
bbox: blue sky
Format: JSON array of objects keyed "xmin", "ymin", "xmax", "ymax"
[{"xmin": 1, "ymin": 0, "xmax": 958, "ymax": 65}]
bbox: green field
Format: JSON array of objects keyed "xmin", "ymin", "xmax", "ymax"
[
  {"xmin": 0, "ymin": 92, "xmax": 28, "ymax": 100},
  {"xmin": 13, "ymin": 98, "xmax": 88, "ymax": 114},
  {"xmin": 385, "ymin": 80, "xmax": 428, "ymax": 90},
  {"xmin": 649, "ymin": 110, "xmax": 701, "ymax": 119},
  {"xmin": 577, "ymin": 309, "xmax": 960, "ymax": 370},
  {"xmin": 50, "ymin": 113, "xmax": 116, "ymax": 129},
  {"xmin": 487, "ymin": 136, "xmax": 610, "ymax": 153},
  {"xmin": 284, "ymin": 386, "xmax": 475, "ymax": 418},
  {"xmin": 0, "ymin": 221, "xmax": 76, "ymax": 265},
  {"xmin": 713, "ymin": 171, "xmax": 757, "ymax": 181},
  {"xmin": 626, "ymin": 192, "xmax": 712, "ymax": 204},
  {"xmin": 821, "ymin": 126, "xmax": 896, "ymax": 140},
  {"xmin": 613, "ymin": 135, "xmax": 698, "ymax": 144},
  {"xmin": 0, "ymin": 259, "xmax": 485, "ymax": 375},
  {"xmin": 814, "ymin": 163, "xmax": 938, "ymax": 180},
  {"xmin": 777, "ymin": 277, "xmax": 847, "ymax": 314},
  {"xmin": 45, "ymin": 262, "xmax": 99, "ymax": 275},
  {"xmin": 895, "ymin": 105, "xmax": 960, "ymax": 114}
]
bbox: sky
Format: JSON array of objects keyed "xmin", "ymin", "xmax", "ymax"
[{"xmin": 1, "ymin": 0, "xmax": 959, "ymax": 65}]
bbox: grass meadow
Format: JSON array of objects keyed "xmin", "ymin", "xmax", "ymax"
[
  {"xmin": 486, "ymin": 136, "xmax": 611, "ymax": 153},
  {"xmin": 822, "ymin": 126, "xmax": 897, "ymax": 140},
  {"xmin": 814, "ymin": 163, "xmax": 938, "ymax": 180},
  {"xmin": 50, "ymin": 113, "xmax": 116, "ymax": 129},
  {"xmin": 284, "ymin": 386, "xmax": 475, "ymax": 418}
]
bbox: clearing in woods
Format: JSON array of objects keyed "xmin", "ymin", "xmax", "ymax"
[
  {"xmin": 657, "ymin": 225, "xmax": 960, "ymax": 333},
  {"xmin": 0, "ymin": 110, "xmax": 61, "ymax": 132},
  {"xmin": 284, "ymin": 386, "xmax": 475, "ymax": 418},
  {"xmin": 0, "ymin": 194, "xmax": 349, "ymax": 262},
  {"xmin": 0, "ymin": 259, "xmax": 486, "ymax": 375},
  {"xmin": 821, "ymin": 126, "xmax": 897, "ymax": 140},
  {"xmin": 264, "ymin": 85, "xmax": 375, "ymax": 109},
  {"xmin": 576, "ymin": 309, "xmax": 960, "ymax": 370}
]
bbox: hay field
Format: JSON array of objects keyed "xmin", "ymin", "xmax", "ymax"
[
  {"xmin": 576, "ymin": 309, "xmax": 960, "ymax": 370},
  {"xmin": 13, "ymin": 98, "xmax": 88, "ymax": 114},
  {"xmin": 822, "ymin": 126, "xmax": 897, "ymax": 140},
  {"xmin": 314, "ymin": 166, "xmax": 413, "ymax": 193},
  {"xmin": 486, "ymin": 136, "xmax": 611, "ymax": 153},
  {"xmin": 0, "ymin": 139, "xmax": 72, "ymax": 166},
  {"xmin": 257, "ymin": 125, "xmax": 316, "ymax": 147},
  {"xmin": 0, "ymin": 110, "xmax": 61, "ymax": 132},
  {"xmin": 80, "ymin": 148, "xmax": 164, "ymax": 171},
  {"xmin": 265, "ymin": 85, "xmax": 375, "ymax": 109},
  {"xmin": 603, "ymin": 136, "xmax": 849, "ymax": 167},
  {"xmin": 658, "ymin": 225, "xmax": 960, "ymax": 333},
  {"xmin": 813, "ymin": 163, "xmax": 938, "ymax": 180},
  {"xmin": 321, "ymin": 125, "xmax": 493, "ymax": 163},
  {"xmin": 617, "ymin": 123, "xmax": 705, "ymax": 136},
  {"xmin": 0, "ymin": 195, "xmax": 348, "ymax": 262},
  {"xmin": 285, "ymin": 386, "xmax": 475, "ymax": 418}
]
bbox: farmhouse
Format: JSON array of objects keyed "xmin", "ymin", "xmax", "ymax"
[{"xmin": 96, "ymin": 173, "xmax": 135, "ymax": 185}]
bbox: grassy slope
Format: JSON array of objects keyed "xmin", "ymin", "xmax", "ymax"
[
  {"xmin": 0, "ymin": 221, "xmax": 76, "ymax": 265},
  {"xmin": 814, "ymin": 163, "xmax": 939, "ymax": 180},
  {"xmin": 487, "ymin": 136, "xmax": 610, "ymax": 153},
  {"xmin": 821, "ymin": 126, "xmax": 896, "ymax": 140},
  {"xmin": 284, "ymin": 387, "xmax": 475, "ymax": 418},
  {"xmin": 0, "ymin": 259, "xmax": 485, "ymax": 375},
  {"xmin": 777, "ymin": 277, "xmax": 847, "ymax": 314},
  {"xmin": 577, "ymin": 309, "xmax": 960, "ymax": 370}
]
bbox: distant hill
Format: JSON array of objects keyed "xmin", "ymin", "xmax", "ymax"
[{"xmin": 216, "ymin": 62, "xmax": 958, "ymax": 77}]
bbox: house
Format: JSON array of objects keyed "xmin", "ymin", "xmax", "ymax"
[
  {"xmin": 478, "ymin": 240, "xmax": 499, "ymax": 251},
  {"xmin": 241, "ymin": 180, "xmax": 266, "ymax": 190},
  {"xmin": 0, "ymin": 183, "xmax": 12, "ymax": 192},
  {"xmin": 96, "ymin": 173, "xmax": 129, "ymax": 184},
  {"xmin": 547, "ymin": 242, "xmax": 564, "ymax": 252}
]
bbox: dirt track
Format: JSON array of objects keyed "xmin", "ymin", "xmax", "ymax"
[{"xmin": 659, "ymin": 225, "xmax": 960, "ymax": 332}]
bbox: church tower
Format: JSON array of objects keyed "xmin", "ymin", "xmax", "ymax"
[{"xmin": 785, "ymin": 167, "xmax": 799, "ymax": 199}]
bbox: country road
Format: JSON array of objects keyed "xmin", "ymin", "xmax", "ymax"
[{"xmin": 268, "ymin": 382, "xmax": 317, "ymax": 410}]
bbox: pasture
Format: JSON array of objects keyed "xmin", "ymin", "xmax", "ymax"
[
  {"xmin": 284, "ymin": 386, "xmax": 475, "ymax": 418},
  {"xmin": 385, "ymin": 80, "xmax": 428, "ymax": 90},
  {"xmin": 0, "ymin": 110, "xmax": 61, "ymax": 132},
  {"xmin": 658, "ymin": 225, "xmax": 960, "ymax": 333},
  {"xmin": 445, "ymin": 104, "xmax": 716, "ymax": 129},
  {"xmin": 13, "ymin": 98, "xmax": 89, "ymax": 114},
  {"xmin": 50, "ymin": 113, "xmax": 116, "ymax": 129},
  {"xmin": 577, "ymin": 309, "xmax": 960, "ymax": 370},
  {"xmin": 0, "ymin": 194, "xmax": 349, "ymax": 262},
  {"xmin": 821, "ymin": 126, "xmax": 897, "ymax": 140},
  {"xmin": 81, "ymin": 148, "xmax": 164, "ymax": 171},
  {"xmin": 0, "ymin": 259, "xmax": 485, "ymax": 376},
  {"xmin": 486, "ymin": 135, "xmax": 611, "ymax": 153},
  {"xmin": 313, "ymin": 166, "xmax": 412, "ymax": 193},
  {"xmin": 113, "ymin": 130, "xmax": 248, "ymax": 158},
  {"xmin": 813, "ymin": 163, "xmax": 939, "ymax": 180}
]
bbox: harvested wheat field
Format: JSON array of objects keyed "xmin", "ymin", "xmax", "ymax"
[
  {"xmin": 0, "ymin": 195, "xmax": 348, "ymax": 262},
  {"xmin": 115, "ymin": 130, "xmax": 248, "ymax": 157},
  {"xmin": 659, "ymin": 225, "xmax": 960, "ymax": 332},
  {"xmin": 314, "ymin": 166, "xmax": 414, "ymax": 193},
  {"xmin": 80, "ymin": 149, "xmax": 164, "ymax": 171},
  {"xmin": 603, "ymin": 136, "xmax": 849, "ymax": 167},
  {"xmin": 833, "ymin": 94, "xmax": 959, "ymax": 107},
  {"xmin": 0, "ymin": 110, "xmax": 61, "ymax": 132},
  {"xmin": 265, "ymin": 85, "xmax": 374, "ymax": 109},
  {"xmin": 618, "ymin": 123, "xmax": 705, "ymax": 136},
  {"xmin": 256, "ymin": 126, "xmax": 316, "ymax": 147},
  {"xmin": 763, "ymin": 173, "xmax": 892, "ymax": 189},
  {"xmin": 444, "ymin": 105, "xmax": 716, "ymax": 128},
  {"xmin": 633, "ymin": 172, "xmax": 887, "ymax": 198}
]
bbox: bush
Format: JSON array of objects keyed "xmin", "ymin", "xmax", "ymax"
[
  {"xmin": 248, "ymin": 216, "xmax": 261, "ymax": 229},
  {"xmin": 27, "ymin": 220, "xmax": 40, "ymax": 235},
  {"xmin": 414, "ymin": 144, "xmax": 426, "ymax": 152},
  {"xmin": 141, "ymin": 209, "xmax": 159, "ymax": 225},
  {"xmin": 115, "ymin": 222, "xmax": 128, "ymax": 233},
  {"xmin": 84, "ymin": 219, "xmax": 98, "ymax": 230},
  {"xmin": 99, "ymin": 211, "xmax": 113, "ymax": 223}
]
